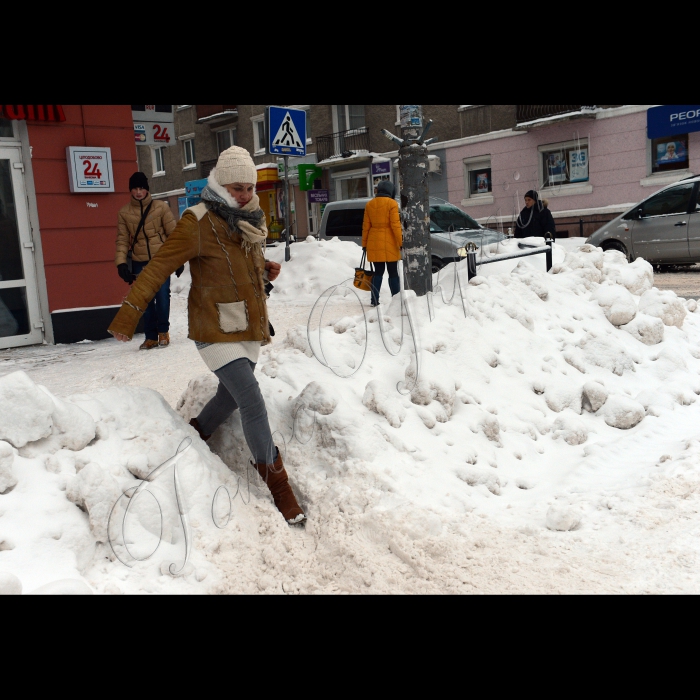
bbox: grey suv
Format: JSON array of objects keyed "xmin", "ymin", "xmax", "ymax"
[
  {"xmin": 318, "ymin": 197, "xmax": 505, "ymax": 272},
  {"xmin": 587, "ymin": 175, "xmax": 700, "ymax": 265}
]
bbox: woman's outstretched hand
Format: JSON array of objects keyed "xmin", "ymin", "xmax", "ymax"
[
  {"xmin": 109, "ymin": 330, "xmax": 131, "ymax": 343},
  {"xmin": 266, "ymin": 261, "xmax": 282, "ymax": 282}
]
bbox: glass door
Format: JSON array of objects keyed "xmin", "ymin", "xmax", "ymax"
[{"xmin": 0, "ymin": 146, "xmax": 43, "ymax": 348}]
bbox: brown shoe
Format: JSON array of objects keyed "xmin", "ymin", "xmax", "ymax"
[
  {"xmin": 253, "ymin": 449, "xmax": 306, "ymax": 525},
  {"xmin": 189, "ymin": 417, "xmax": 211, "ymax": 442},
  {"xmin": 158, "ymin": 332, "xmax": 170, "ymax": 347},
  {"xmin": 139, "ymin": 339, "xmax": 160, "ymax": 350}
]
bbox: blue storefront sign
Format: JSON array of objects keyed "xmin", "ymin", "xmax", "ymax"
[
  {"xmin": 647, "ymin": 105, "xmax": 700, "ymax": 140},
  {"xmin": 177, "ymin": 179, "xmax": 209, "ymax": 218},
  {"xmin": 185, "ymin": 179, "xmax": 208, "ymax": 198}
]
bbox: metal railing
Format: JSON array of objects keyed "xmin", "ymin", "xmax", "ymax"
[
  {"xmin": 466, "ymin": 240, "xmax": 554, "ymax": 280},
  {"xmin": 316, "ymin": 127, "xmax": 371, "ymax": 162},
  {"xmin": 516, "ymin": 105, "xmax": 596, "ymax": 123}
]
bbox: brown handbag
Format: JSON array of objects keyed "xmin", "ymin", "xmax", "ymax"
[{"xmin": 353, "ymin": 250, "xmax": 374, "ymax": 291}]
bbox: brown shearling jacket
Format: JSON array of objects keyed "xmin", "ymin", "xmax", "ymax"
[
  {"xmin": 108, "ymin": 197, "xmax": 272, "ymax": 345},
  {"xmin": 115, "ymin": 193, "xmax": 177, "ymax": 265}
]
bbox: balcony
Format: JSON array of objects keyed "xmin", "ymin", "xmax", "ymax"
[
  {"xmin": 317, "ymin": 127, "xmax": 371, "ymax": 162},
  {"xmin": 196, "ymin": 105, "xmax": 238, "ymax": 124},
  {"xmin": 516, "ymin": 105, "xmax": 597, "ymax": 124}
]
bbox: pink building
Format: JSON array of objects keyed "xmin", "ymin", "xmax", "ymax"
[{"xmin": 441, "ymin": 105, "xmax": 700, "ymax": 238}]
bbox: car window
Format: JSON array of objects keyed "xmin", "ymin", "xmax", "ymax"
[
  {"xmin": 430, "ymin": 205, "xmax": 480, "ymax": 232},
  {"xmin": 641, "ymin": 183, "xmax": 695, "ymax": 218},
  {"xmin": 325, "ymin": 208, "xmax": 364, "ymax": 237}
]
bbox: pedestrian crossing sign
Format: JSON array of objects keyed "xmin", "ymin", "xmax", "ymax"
[{"xmin": 267, "ymin": 106, "xmax": 307, "ymax": 157}]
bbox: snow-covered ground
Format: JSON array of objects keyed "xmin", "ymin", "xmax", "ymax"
[{"xmin": 2, "ymin": 236, "xmax": 700, "ymax": 594}]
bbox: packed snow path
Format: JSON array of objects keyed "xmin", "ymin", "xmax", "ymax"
[{"xmin": 2, "ymin": 238, "xmax": 700, "ymax": 595}]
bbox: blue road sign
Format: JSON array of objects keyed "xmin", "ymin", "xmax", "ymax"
[{"xmin": 268, "ymin": 106, "xmax": 307, "ymax": 157}]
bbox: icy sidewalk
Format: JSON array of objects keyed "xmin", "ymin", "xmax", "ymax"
[{"xmin": 2, "ymin": 237, "xmax": 700, "ymax": 594}]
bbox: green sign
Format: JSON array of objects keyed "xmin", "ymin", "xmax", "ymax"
[{"xmin": 298, "ymin": 165, "xmax": 323, "ymax": 192}]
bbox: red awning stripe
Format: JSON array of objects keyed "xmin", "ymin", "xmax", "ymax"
[{"xmin": 0, "ymin": 105, "xmax": 66, "ymax": 122}]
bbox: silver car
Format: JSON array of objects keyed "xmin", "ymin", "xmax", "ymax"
[
  {"xmin": 587, "ymin": 175, "xmax": 700, "ymax": 266},
  {"xmin": 318, "ymin": 197, "xmax": 506, "ymax": 273}
]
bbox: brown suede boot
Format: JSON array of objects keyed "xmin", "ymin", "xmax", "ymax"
[
  {"xmin": 158, "ymin": 332, "xmax": 170, "ymax": 347},
  {"xmin": 254, "ymin": 450, "xmax": 306, "ymax": 525},
  {"xmin": 189, "ymin": 417, "xmax": 211, "ymax": 442}
]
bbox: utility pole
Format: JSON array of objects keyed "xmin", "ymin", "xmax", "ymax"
[{"xmin": 382, "ymin": 106, "xmax": 436, "ymax": 296}]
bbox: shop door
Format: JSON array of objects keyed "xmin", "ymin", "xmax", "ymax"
[
  {"xmin": 0, "ymin": 146, "xmax": 43, "ymax": 348},
  {"xmin": 631, "ymin": 182, "xmax": 694, "ymax": 264}
]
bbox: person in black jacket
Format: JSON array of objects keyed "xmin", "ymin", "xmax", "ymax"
[{"xmin": 514, "ymin": 190, "xmax": 557, "ymax": 239}]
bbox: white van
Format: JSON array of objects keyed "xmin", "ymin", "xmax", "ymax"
[{"xmin": 318, "ymin": 197, "xmax": 506, "ymax": 272}]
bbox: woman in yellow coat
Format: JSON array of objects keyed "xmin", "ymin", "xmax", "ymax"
[{"xmin": 362, "ymin": 181, "xmax": 403, "ymax": 306}]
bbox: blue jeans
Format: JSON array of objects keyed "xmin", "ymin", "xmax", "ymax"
[
  {"xmin": 370, "ymin": 261, "xmax": 400, "ymax": 306},
  {"xmin": 132, "ymin": 260, "xmax": 171, "ymax": 340},
  {"xmin": 196, "ymin": 359, "xmax": 276, "ymax": 464}
]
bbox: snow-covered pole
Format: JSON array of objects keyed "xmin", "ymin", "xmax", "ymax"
[{"xmin": 382, "ymin": 106, "xmax": 436, "ymax": 297}]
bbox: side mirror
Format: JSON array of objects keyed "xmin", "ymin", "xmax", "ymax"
[{"xmin": 637, "ymin": 207, "xmax": 644, "ymax": 220}]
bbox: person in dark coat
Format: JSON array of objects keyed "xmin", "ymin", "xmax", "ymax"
[{"xmin": 514, "ymin": 190, "xmax": 556, "ymax": 239}]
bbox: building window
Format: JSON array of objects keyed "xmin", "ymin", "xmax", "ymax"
[
  {"xmin": 540, "ymin": 139, "xmax": 589, "ymax": 188},
  {"xmin": 252, "ymin": 117, "xmax": 266, "ymax": 154},
  {"xmin": 335, "ymin": 105, "xmax": 365, "ymax": 132},
  {"xmin": 333, "ymin": 169, "xmax": 370, "ymax": 201},
  {"xmin": 153, "ymin": 146, "xmax": 166, "ymax": 175},
  {"xmin": 217, "ymin": 128, "xmax": 237, "ymax": 154},
  {"xmin": 0, "ymin": 119, "xmax": 15, "ymax": 138},
  {"xmin": 464, "ymin": 157, "xmax": 492, "ymax": 199},
  {"xmin": 651, "ymin": 135, "xmax": 689, "ymax": 174},
  {"xmin": 183, "ymin": 138, "xmax": 196, "ymax": 167}
]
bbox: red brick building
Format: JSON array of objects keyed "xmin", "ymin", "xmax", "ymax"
[{"xmin": 0, "ymin": 104, "xmax": 138, "ymax": 348}]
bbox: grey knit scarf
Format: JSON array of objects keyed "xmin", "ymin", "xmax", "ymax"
[{"xmin": 201, "ymin": 185, "xmax": 265, "ymax": 231}]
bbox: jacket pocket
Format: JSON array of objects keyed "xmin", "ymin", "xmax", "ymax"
[{"xmin": 216, "ymin": 300, "xmax": 249, "ymax": 334}]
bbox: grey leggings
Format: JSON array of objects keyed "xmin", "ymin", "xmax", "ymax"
[{"xmin": 196, "ymin": 358, "xmax": 276, "ymax": 464}]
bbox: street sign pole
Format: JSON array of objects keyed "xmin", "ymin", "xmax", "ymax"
[
  {"xmin": 267, "ymin": 106, "xmax": 307, "ymax": 264},
  {"xmin": 284, "ymin": 155, "xmax": 291, "ymax": 262}
]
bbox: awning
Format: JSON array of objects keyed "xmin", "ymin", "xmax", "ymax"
[{"xmin": 1, "ymin": 105, "xmax": 66, "ymax": 121}]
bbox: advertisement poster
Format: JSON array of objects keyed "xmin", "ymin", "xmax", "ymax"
[
  {"xmin": 656, "ymin": 140, "xmax": 688, "ymax": 166},
  {"xmin": 400, "ymin": 105, "xmax": 423, "ymax": 129},
  {"xmin": 546, "ymin": 153, "xmax": 568, "ymax": 184},
  {"xmin": 476, "ymin": 171, "xmax": 491, "ymax": 194},
  {"xmin": 569, "ymin": 148, "xmax": 589, "ymax": 183}
]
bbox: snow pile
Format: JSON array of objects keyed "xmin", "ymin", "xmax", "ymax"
[
  {"xmin": 0, "ymin": 372, "xmax": 280, "ymax": 594},
  {"xmin": 3, "ymin": 237, "xmax": 700, "ymax": 593},
  {"xmin": 169, "ymin": 238, "xmax": 700, "ymax": 592},
  {"xmin": 266, "ymin": 238, "xmax": 361, "ymax": 301}
]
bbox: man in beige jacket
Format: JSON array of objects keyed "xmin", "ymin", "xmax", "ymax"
[{"xmin": 116, "ymin": 172, "xmax": 178, "ymax": 349}]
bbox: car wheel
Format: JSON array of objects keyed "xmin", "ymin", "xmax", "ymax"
[
  {"xmin": 432, "ymin": 257, "xmax": 445, "ymax": 275},
  {"xmin": 601, "ymin": 240, "xmax": 630, "ymax": 262}
]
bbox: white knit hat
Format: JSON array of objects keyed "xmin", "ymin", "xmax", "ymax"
[{"xmin": 215, "ymin": 146, "xmax": 258, "ymax": 186}]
